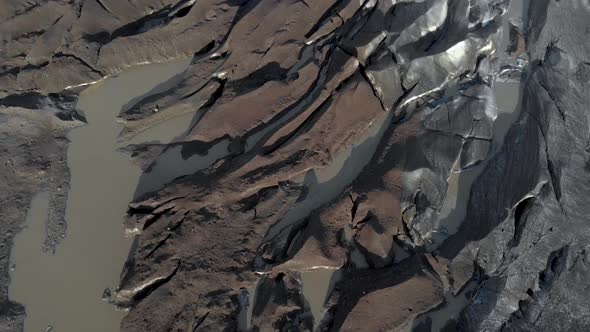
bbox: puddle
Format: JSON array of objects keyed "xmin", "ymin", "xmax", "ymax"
[
  {"xmin": 9, "ymin": 58, "xmax": 191, "ymax": 332},
  {"xmin": 427, "ymin": 0, "xmax": 525, "ymax": 247},
  {"xmin": 265, "ymin": 111, "xmax": 393, "ymax": 240},
  {"xmin": 343, "ymin": 227, "xmax": 370, "ymax": 269},
  {"xmin": 411, "ymin": 281, "xmax": 479, "ymax": 331},
  {"xmin": 133, "ymin": 139, "xmax": 230, "ymax": 197},
  {"xmin": 238, "ymin": 280, "xmax": 258, "ymax": 331},
  {"xmin": 498, "ymin": 0, "xmax": 526, "ymax": 54},
  {"xmin": 401, "ymin": 5, "xmax": 528, "ymax": 331},
  {"xmin": 412, "ymin": 2, "xmax": 526, "ymax": 327},
  {"xmin": 427, "ymin": 80, "xmax": 521, "ymax": 248},
  {"xmin": 349, "ymin": 245, "xmax": 370, "ymax": 269},
  {"xmin": 491, "ymin": 81, "xmax": 522, "ymax": 148},
  {"xmin": 252, "ymin": 108, "xmax": 393, "ymax": 330},
  {"xmin": 121, "ymin": 79, "xmax": 231, "ymax": 197},
  {"xmin": 257, "ymin": 111, "xmax": 394, "ymax": 329},
  {"xmin": 427, "ymin": 0, "xmax": 526, "ymax": 247},
  {"xmin": 300, "ymin": 268, "xmax": 341, "ymax": 328}
]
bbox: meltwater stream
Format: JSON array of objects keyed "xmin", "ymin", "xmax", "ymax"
[{"xmin": 9, "ymin": 59, "xmax": 191, "ymax": 332}]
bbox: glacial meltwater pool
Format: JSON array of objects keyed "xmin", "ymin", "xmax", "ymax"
[{"xmin": 9, "ymin": 59, "xmax": 193, "ymax": 332}]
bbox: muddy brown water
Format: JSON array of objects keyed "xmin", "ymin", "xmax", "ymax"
[
  {"xmin": 9, "ymin": 59, "xmax": 194, "ymax": 332},
  {"xmin": 411, "ymin": 280, "xmax": 479, "ymax": 331},
  {"xmin": 134, "ymin": 139, "xmax": 230, "ymax": 197},
  {"xmin": 300, "ymin": 268, "xmax": 342, "ymax": 327}
]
